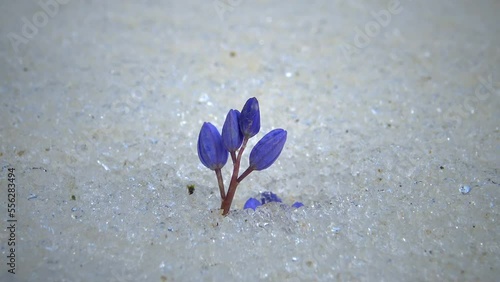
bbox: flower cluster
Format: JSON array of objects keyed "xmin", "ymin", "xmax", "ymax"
[
  {"xmin": 197, "ymin": 97, "xmax": 287, "ymax": 215},
  {"xmin": 243, "ymin": 192, "xmax": 304, "ymax": 211}
]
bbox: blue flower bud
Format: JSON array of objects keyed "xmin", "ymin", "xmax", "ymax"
[
  {"xmin": 197, "ymin": 122, "xmax": 228, "ymax": 170},
  {"xmin": 291, "ymin": 202, "xmax": 304, "ymax": 208},
  {"xmin": 239, "ymin": 97, "xmax": 260, "ymax": 138},
  {"xmin": 260, "ymin": 191, "xmax": 282, "ymax": 204},
  {"xmin": 222, "ymin": 109, "xmax": 243, "ymax": 152},
  {"xmin": 249, "ymin": 129, "xmax": 287, "ymax": 171},
  {"xmin": 243, "ymin": 197, "xmax": 262, "ymax": 210}
]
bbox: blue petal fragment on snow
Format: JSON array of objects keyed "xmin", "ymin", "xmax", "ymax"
[
  {"xmin": 244, "ymin": 192, "xmax": 304, "ymax": 211},
  {"xmin": 243, "ymin": 197, "xmax": 262, "ymax": 210},
  {"xmin": 260, "ymin": 191, "xmax": 282, "ymax": 204}
]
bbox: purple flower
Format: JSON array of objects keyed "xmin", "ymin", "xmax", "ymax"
[
  {"xmin": 239, "ymin": 97, "xmax": 260, "ymax": 138},
  {"xmin": 243, "ymin": 198, "xmax": 262, "ymax": 210},
  {"xmin": 197, "ymin": 97, "xmax": 288, "ymax": 216},
  {"xmin": 197, "ymin": 122, "xmax": 228, "ymax": 170},
  {"xmin": 249, "ymin": 129, "xmax": 287, "ymax": 171},
  {"xmin": 291, "ymin": 202, "xmax": 304, "ymax": 208},
  {"xmin": 222, "ymin": 109, "xmax": 243, "ymax": 152}
]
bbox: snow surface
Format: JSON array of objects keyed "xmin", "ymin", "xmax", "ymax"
[{"xmin": 0, "ymin": 0, "xmax": 498, "ymax": 281}]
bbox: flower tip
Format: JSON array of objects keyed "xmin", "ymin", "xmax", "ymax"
[
  {"xmin": 249, "ymin": 128, "xmax": 287, "ymax": 171},
  {"xmin": 197, "ymin": 122, "xmax": 228, "ymax": 170},
  {"xmin": 292, "ymin": 202, "xmax": 304, "ymax": 208},
  {"xmin": 239, "ymin": 97, "xmax": 260, "ymax": 138},
  {"xmin": 222, "ymin": 109, "xmax": 243, "ymax": 152}
]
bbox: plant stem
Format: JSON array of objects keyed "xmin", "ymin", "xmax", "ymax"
[
  {"xmin": 215, "ymin": 168, "xmax": 225, "ymax": 200},
  {"xmin": 221, "ymin": 136, "xmax": 249, "ymax": 215},
  {"xmin": 237, "ymin": 166, "xmax": 254, "ymax": 183},
  {"xmin": 230, "ymin": 151, "xmax": 237, "ymax": 164}
]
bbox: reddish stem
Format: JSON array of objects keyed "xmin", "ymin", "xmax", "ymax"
[
  {"xmin": 237, "ymin": 166, "xmax": 254, "ymax": 183},
  {"xmin": 215, "ymin": 169, "xmax": 225, "ymax": 200},
  {"xmin": 230, "ymin": 151, "xmax": 237, "ymax": 164},
  {"xmin": 221, "ymin": 137, "xmax": 249, "ymax": 215}
]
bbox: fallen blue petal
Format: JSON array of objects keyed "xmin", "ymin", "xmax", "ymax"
[
  {"xmin": 292, "ymin": 202, "xmax": 304, "ymax": 208},
  {"xmin": 243, "ymin": 197, "xmax": 262, "ymax": 210},
  {"xmin": 222, "ymin": 109, "xmax": 243, "ymax": 152},
  {"xmin": 260, "ymin": 191, "xmax": 282, "ymax": 204},
  {"xmin": 197, "ymin": 122, "xmax": 228, "ymax": 170},
  {"xmin": 249, "ymin": 129, "xmax": 287, "ymax": 170},
  {"xmin": 239, "ymin": 97, "xmax": 260, "ymax": 138}
]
